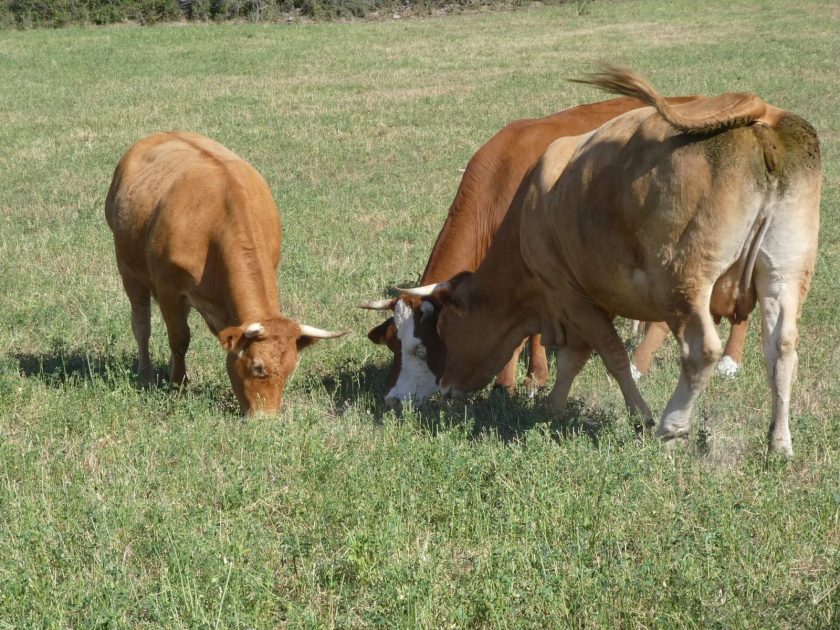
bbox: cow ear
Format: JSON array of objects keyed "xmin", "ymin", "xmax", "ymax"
[
  {"xmin": 419, "ymin": 299, "xmax": 437, "ymax": 323},
  {"xmin": 435, "ymin": 288, "xmax": 465, "ymax": 316},
  {"xmin": 219, "ymin": 326, "xmax": 244, "ymax": 352},
  {"xmin": 367, "ymin": 319, "xmax": 393, "ymax": 345}
]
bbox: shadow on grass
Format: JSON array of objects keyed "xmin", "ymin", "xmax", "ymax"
[
  {"xmin": 413, "ymin": 393, "xmax": 618, "ymax": 446},
  {"xmin": 318, "ymin": 360, "xmax": 618, "ymax": 446},
  {"xmin": 14, "ymin": 350, "xmax": 242, "ymax": 414},
  {"xmin": 14, "ymin": 350, "xmax": 139, "ymax": 386},
  {"xmin": 318, "ymin": 361, "xmax": 393, "ymax": 415}
]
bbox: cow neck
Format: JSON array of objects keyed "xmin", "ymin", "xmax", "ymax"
[
  {"xmin": 219, "ymin": 226, "xmax": 283, "ymax": 328},
  {"xmin": 420, "ymin": 206, "xmax": 484, "ymax": 282},
  {"xmin": 467, "ymin": 200, "xmax": 543, "ymax": 324}
]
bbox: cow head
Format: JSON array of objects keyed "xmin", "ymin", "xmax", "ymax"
[
  {"xmin": 398, "ymin": 273, "xmax": 539, "ymax": 398},
  {"xmin": 360, "ymin": 292, "xmax": 447, "ymax": 408},
  {"xmin": 218, "ymin": 318, "xmax": 347, "ymax": 416}
]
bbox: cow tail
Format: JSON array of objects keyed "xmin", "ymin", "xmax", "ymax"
[{"xmin": 571, "ymin": 64, "xmax": 768, "ymax": 135}]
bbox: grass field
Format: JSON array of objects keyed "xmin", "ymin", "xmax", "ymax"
[{"xmin": 1, "ymin": 1, "xmax": 839, "ymax": 626}]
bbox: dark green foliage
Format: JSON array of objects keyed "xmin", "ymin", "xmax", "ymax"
[
  {"xmin": 1, "ymin": 0, "xmax": 183, "ymax": 26},
  {"xmin": 0, "ymin": 0, "xmax": 550, "ymax": 27}
]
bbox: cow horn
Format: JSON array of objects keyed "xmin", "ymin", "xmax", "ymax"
[
  {"xmin": 397, "ymin": 282, "xmax": 448, "ymax": 297},
  {"xmin": 244, "ymin": 322, "xmax": 265, "ymax": 338},
  {"xmin": 357, "ymin": 298, "xmax": 397, "ymax": 311},
  {"xmin": 298, "ymin": 324, "xmax": 351, "ymax": 339}
]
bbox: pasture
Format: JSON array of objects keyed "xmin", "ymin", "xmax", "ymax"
[{"xmin": 1, "ymin": 0, "xmax": 839, "ymax": 626}]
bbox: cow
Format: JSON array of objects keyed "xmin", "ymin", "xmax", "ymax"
[
  {"xmin": 402, "ymin": 67, "xmax": 821, "ymax": 457},
  {"xmin": 360, "ymin": 94, "xmax": 712, "ymax": 408},
  {"xmin": 105, "ymin": 131, "xmax": 348, "ymax": 416}
]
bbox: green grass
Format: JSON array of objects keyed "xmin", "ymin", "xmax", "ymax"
[{"xmin": 1, "ymin": 1, "xmax": 839, "ymax": 626}]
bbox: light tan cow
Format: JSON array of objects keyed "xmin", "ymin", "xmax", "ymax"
[
  {"xmin": 105, "ymin": 132, "xmax": 347, "ymax": 415},
  {"xmin": 405, "ymin": 67, "xmax": 821, "ymax": 457},
  {"xmin": 359, "ymin": 95, "xmax": 707, "ymax": 408}
]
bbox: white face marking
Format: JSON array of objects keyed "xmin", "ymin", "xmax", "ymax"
[
  {"xmin": 244, "ymin": 322, "xmax": 265, "ymax": 338},
  {"xmin": 385, "ymin": 299, "xmax": 439, "ymax": 407}
]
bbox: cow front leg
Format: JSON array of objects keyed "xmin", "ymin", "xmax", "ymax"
[
  {"xmin": 567, "ymin": 303, "xmax": 654, "ymax": 430},
  {"xmin": 524, "ymin": 334, "xmax": 550, "ymax": 391},
  {"xmin": 658, "ymin": 310, "xmax": 722, "ymax": 440},
  {"xmin": 630, "ymin": 320, "xmax": 670, "ymax": 379},
  {"xmin": 547, "ymin": 340, "xmax": 590, "ymax": 412},
  {"xmin": 494, "ymin": 339, "xmax": 525, "ymax": 394}
]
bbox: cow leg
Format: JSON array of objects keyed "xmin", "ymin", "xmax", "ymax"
[
  {"xmin": 547, "ymin": 340, "xmax": 590, "ymax": 412},
  {"xmin": 567, "ymin": 305, "xmax": 654, "ymax": 429},
  {"xmin": 524, "ymin": 334, "xmax": 550, "ymax": 390},
  {"xmin": 716, "ymin": 318, "xmax": 750, "ymax": 378},
  {"xmin": 657, "ymin": 310, "xmax": 722, "ymax": 440},
  {"xmin": 630, "ymin": 320, "xmax": 670, "ymax": 379},
  {"xmin": 157, "ymin": 291, "xmax": 191, "ymax": 386},
  {"xmin": 494, "ymin": 339, "xmax": 525, "ymax": 393},
  {"xmin": 122, "ymin": 278, "xmax": 155, "ymax": 387},
  {"xmin": 756, "ymin": 283, "xmax": 801, "ymax": 458}
]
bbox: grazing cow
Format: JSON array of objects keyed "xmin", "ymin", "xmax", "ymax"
[
  {"xmin": 360, "ymin": 95, "xmax": 704, "ymax": 407},
  {"xmin": 404, "ymin": 67, "xmax": 821, "ymax": 457},
  {"xmin": 105, "ymin": 132, "xmax": 347, "ymax": 415}
]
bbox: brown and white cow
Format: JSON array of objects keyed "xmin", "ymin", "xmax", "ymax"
[
  {"xmin": 360, "ymin": 95, "xmax": 709, "ymax": 407},
  {"xmin": 105, "ymin": 132, "xmax": 347, "ymax": 415},
  {"xmin": 405, "ymin": 67, "xmax": 821, "ymax": 457}
]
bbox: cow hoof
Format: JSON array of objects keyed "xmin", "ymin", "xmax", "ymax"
[
  {"xmin": 170, "ymin": 374, "xmax": 189, "ymax": 387},
  {"xmin": 655, "ymin": 420, "xmax": 690, "ymax": 441},
  {"xmin": 492, "ymin": 381, "xmax": 515, "ymax": 396},
  {"xmin": 768, "ymin": 438, "xmax": 794, "ymax": 460},
  {"xmin": 716, "ymin": 356, "xmax": 741, "ymax": 378},
  {"xmin": 630, "ymin": 363, "xmax": 642, "ymax": 382}
]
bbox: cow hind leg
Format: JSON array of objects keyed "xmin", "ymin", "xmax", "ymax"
[
  {"xmin": 122, "ymin": 276, "xmax": 155, "ymax": 387},
  {"xmin": 757, "ymin": 281, "xmax": 802, "ymax": 458},
  {"xmin": 657, "ymin": 310, "xmax": 722, "ymax": 441},
  {"xmin": 157, "ymin": 291, "xmax": 191, "ymax": 386}
]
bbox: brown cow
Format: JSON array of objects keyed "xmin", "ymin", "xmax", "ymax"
[
  {"xmin": 360, "ymin": 95, "xmax": 705, "ymax": 407},
  {"xmin": 105, "ymin": 132, "xmax": 347, "ymax": 415},
  {"xmin": 405, "ymin": 67, "xmax": 821, "ymax": 457}
]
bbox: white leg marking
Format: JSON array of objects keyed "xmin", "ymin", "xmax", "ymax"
[{"xmin": 715, "ymin": 355, "xmax": 741, "ymax": 378}]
